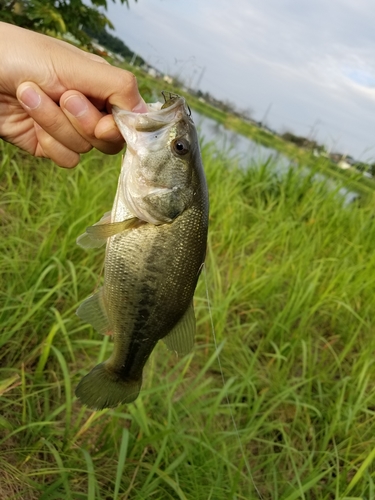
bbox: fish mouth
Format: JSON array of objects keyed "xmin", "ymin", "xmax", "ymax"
[
  {"xmin": 112, "ymin": 93, "xmax": 192, "ymax": 133},
  {"xmin": 161, "ymin": 91, "xmax": 192, "ymax": 116}
]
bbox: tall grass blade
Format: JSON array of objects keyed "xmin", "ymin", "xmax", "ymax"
[{"xmin": 113, "ymin": 428, "xmax": 129, "ymax": 500}]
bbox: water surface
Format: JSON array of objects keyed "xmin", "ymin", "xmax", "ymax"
[{"xmin": 193, "ymin": 111, "xmax": 291, "ymax": 173}]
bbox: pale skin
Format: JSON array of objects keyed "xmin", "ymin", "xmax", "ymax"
[{"xmin": 0, "ymin": 22, "xmax": 148, "ymax": 168}]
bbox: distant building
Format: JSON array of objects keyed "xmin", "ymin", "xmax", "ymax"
[
  {"xmin": 113, "ymin": 53, "xmax": 125, "ymax": 63},
  {"xmin": 163, "ymin": 75, "xmax": 173, "ymax": 84},
  {"xmin": 338, "ymin": 160, "xmax": 351, "ymax": 170},
  {"xmin": 91, "ymin": 41, "xmax": 108, "ymax": 57}
]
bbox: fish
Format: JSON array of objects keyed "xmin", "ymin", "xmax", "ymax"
[{"xmin": 74, "ymin": 93, "xmax": 209, "ymax": 410}]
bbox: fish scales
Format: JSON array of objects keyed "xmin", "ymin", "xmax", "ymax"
[
  {"xmin": 75, "ymin": 94, "xmax": 208, "ymax": 409},
  {"xmin": 105, "ymin": 207, "xmax": 205, "ymax": 378}
]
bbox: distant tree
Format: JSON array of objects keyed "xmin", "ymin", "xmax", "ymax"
[
  {"xmin": 281, "ymin": 131, "xmax": 324, "ymax": 151},
  {"xmin": 84, "ymin": 25, "xmax": 145, "ymax": 64},
  {"xmin": 352, "ymin": 161, "xmax": 374, "ymax": 175},
  {"xmin": 0, "ymin": 0, "xmax": 136, "ymax": 45}
]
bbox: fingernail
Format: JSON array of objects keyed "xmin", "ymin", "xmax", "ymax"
[
  {"xmin": 20, "ymin": 86, "xmax": 41, "ymax": 110},
  {"xmin": 132, "ymin": 99, "xmax": 148, "ymax": 113},
  {"xmin": 64, "ymin": 95, "xmax": 88, "ymax": 117}
]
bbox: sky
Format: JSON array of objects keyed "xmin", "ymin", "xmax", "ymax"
[{"xmin": 104, "ymin": 0, "xmax": 375, "ymax": 161}]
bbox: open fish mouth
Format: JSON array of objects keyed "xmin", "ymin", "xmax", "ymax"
[
  {"xmin": 161, "ymin": 91, "xmax": 192, "ymax": 115},
  {"xmin": 112, "ymin": 92, "xmax": 191, "ymax": 134}
]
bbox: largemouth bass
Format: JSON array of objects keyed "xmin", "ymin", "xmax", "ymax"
[{"xmin": 75, "ymin": 93, "xmax": 209, "ymax": 410}]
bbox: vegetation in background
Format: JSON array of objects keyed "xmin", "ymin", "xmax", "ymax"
[
  {"xmin": 1, "ymin": 137, "xmax": 375, "ymax": 498},
  {"xmin": 281, "ymin": 131, "xmax": 325, "ymax": 153},
  {"xmin": 0, "ymin": 0, "xmax": 135, "ymax": 44},
  {"xmin": 84, "ymin": 25, "xmax": 145, "ymax": 66}
]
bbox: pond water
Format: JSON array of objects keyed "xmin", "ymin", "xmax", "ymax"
[
  {"xmin": 192, "ymin": 110, "xmax": 358, "ymax": 205},
  {"xmin": 193, "ymin": 110, "xmax": 291, "ymax": 173}
]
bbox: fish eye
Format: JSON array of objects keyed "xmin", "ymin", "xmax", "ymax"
[{"xmin": 172, "ymin": 138, "xmax": 190, "ymax": 156}]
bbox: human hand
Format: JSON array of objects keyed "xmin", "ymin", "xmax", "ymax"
[{"xmin": 0, "ymin": 22, "xmax": 147, "ymax": 168}]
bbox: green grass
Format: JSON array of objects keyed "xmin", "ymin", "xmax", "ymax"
[{"xmin": 1, "ymin": 138, "xmax": 375, "ymax": 499}]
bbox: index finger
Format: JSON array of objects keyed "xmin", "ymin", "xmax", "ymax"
[{"xmin": 56, "ymin": 56, "xmax": 148, "ymax": 113}]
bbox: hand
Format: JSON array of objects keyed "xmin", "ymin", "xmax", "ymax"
[{"xmin": 0, "ymin": 22, "xmax": 147, "ymax": 168}]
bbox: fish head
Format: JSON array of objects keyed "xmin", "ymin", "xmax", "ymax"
[{"xmin": 112, "ymin": 94, "xmax": 203, "ymax": 225}]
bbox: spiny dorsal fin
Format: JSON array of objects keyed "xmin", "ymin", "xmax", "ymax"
[{"xmin": 162, "ymin": 301, "xmax": 196, "ymax": 356}]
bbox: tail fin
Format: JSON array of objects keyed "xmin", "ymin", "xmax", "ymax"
[{"xmin": 75, "ymin": 363, "xmax": 142, "ymax": 410}]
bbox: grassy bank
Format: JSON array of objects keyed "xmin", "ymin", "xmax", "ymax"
[{"xmin": 1, "ymin": 139, "xmax": 375, "ymax": 499}]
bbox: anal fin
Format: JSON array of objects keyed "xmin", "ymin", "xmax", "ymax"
[{"xmin": 162, "ymin": 301, "xmax": 196, "ymax": 356}]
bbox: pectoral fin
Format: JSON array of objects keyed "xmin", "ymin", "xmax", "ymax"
[
  {"xmin": 77, "ymin": 216, "xmax": 141, "ymax": 249},
  {"xmin": 76, "ymin": 287, "xmax": 112, "ymax": 335},
  {"xmin": 87, "ymin": 218, "xmax": 140, "ymax": 238},
  {"xmin": 163, "ymin": 302, "xmax": 196, "ymax": 356},
  {"xmin": 76, "ymin": 211, "xmax": 110, "ymax": 248},
  {"xmin": 76, "ymin": 231, "xmax": 107, "ymax": 249},
  {"xmin": 98, "ymin": 210, "xmax": 112, "ymax": 224}
]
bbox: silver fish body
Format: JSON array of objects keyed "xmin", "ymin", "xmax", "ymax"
[{"xmin": 75, "ymin": 95, "xmax": 208, "ymax": 409}]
